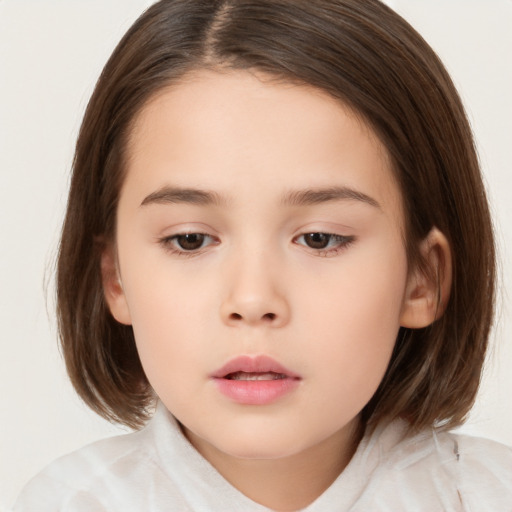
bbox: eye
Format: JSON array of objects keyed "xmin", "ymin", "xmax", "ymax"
[
  {"xmin": 174, "ymin": 233, "xmax": 208, "ymax": 251},
  {"xmin": 294, "ymin": 232, "xmax": 354, "ymax": 255},
  {"xmin": 160, "ymin": 232, "xmax": 217, "ymax": 254},
  {"xmin": 302, "ymin": 233, "xmax": 333, "ymax": 249}
]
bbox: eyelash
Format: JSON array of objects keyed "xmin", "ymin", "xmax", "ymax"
[
  {"xmin": 293, "ymin": 233, "xmax": 355, "ymax": 257},
  {"xmin": 159, "ymin": 233, "xmax": 218, "ymax": 257},
  {"xmin": 158, "ymin": 232, "xmax": 355, "ymax": 258}
]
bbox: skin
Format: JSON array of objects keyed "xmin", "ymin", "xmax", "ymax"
[{"xmin": 103, "ymin": 70, "xmax": 450, "ymax": 511}]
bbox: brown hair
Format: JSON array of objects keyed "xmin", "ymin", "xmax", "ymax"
[{"xmin": 57, "ymin": 0, "xmax": 495, "ymax": 430}]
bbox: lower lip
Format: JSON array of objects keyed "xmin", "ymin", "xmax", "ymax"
[{"xmin": 213, "ymin": 377, "xmax": 300, "ymax": 405}]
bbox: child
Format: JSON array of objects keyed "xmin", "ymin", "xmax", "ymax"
[{"xmin": 13, "ymin": 0, "xmax": 512, "ymax": 510}]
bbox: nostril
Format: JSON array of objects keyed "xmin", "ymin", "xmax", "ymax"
[{"xmin": 228, "ymin": 312, "xmax": 277, "ymax": 322}]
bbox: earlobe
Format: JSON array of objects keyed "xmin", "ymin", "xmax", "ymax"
[
  {"xmin": 400, "ymin": 227, "xmax": 452, "ymax": 329},
  {"xmin": 101, "ymin": 245, "xmax": 132, "ymax": 325}
]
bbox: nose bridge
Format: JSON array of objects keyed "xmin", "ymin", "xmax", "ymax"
[{"xmin": 220, "ymin": 240, "xmax": 290, "ymax": 327}]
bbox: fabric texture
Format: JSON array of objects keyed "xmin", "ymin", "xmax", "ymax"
[{"xmin": 14, "ymin": 402, "xmax": 512, "ymax": 511}]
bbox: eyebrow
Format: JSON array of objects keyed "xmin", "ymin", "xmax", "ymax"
[
  {"xmin": 281, "ymin": 186, "xmax": 381, "ymax": 209},
  {"xmin": 140, "ymin": 186, "xmax": 226, "ymax": 207},
  {"xmin": 140, "ymin": 185, "xmax": 380, "ymax": 210}
]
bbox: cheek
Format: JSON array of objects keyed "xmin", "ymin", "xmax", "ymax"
[
  {"xmin": 118, "ymin": 253, "xmax": 216, "ymax": 389},
  {"xmin": 302, "ymin": 237, "xmax": 407, "ymax": 326},
  {"xmin": 120, "ymin": 237, "xmax": 217, "ymax": 325},
  {"xmin": 297, "ymin": 242, "xmax": 408, "ymax": 388}
]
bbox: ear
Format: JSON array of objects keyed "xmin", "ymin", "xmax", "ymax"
[
  {"xmin": 101, "ymin": 244, "xmax": 132, "ymax": 325},
  {"xmin": 400, "ymin": 227, "xmax": 452, "ymax": 329}
]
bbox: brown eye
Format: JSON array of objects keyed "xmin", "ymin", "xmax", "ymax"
[
  {"xmin": 295, "ymin": 232, "xmax": 354, "ymax": 255},
  {"xmin": 160, "ymin": 232, "xmax": 218, "ymax": 256},
  {"xmin": 303, "ymin": 233, "xmax": 331, "ymax": 249},
  {"xmin": 175, "ymin": 233, "xmax": 207, "ymax": 251}
]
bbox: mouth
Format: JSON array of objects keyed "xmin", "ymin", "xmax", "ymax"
[
  {"xmin": 224, "ymin": 371, "xmax": 288, "ymax": 381},
  {"xmin": 211, "ymin": 355, "xmax": 301, "ymax": 405},
  {"xmin": 212, "ymin": 354, "xmax": 300, "ymax": 380}
]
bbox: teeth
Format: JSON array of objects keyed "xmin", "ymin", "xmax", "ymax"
[{"xmin": 227, "ymin": 372, "xmax": 286, "ymax": 381}]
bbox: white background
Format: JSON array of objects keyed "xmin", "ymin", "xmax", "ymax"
[{"xmin": 1, "ymin": 0, "xmax": 511, "ymax": 507}]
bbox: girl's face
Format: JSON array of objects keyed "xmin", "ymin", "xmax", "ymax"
[{"xmin": 106, "ymin": 70, "xmax": 413, "ymax": 463}]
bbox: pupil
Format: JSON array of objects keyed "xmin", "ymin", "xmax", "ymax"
[
  {"xmin": 178, "ymin": 233, "xmax": 204, "ymax": 250},
  {"xmin": 305, "ymin": 233, "xmax": 329, "ymax": 249}
]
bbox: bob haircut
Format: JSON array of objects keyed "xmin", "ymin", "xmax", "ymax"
[{"xmin": 57, "ymin": 0, "xmax": 495, "ymax": 430}]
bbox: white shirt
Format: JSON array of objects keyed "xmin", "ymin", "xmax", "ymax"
[{"xmin": 13, "ymin": 402, "xmax": 512, "ymax": 511}]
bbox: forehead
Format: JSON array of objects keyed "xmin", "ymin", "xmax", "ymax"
[
  {"xmin": 123, "ymin": 70, "xmax": 403, "ymax": 222},
  {"xmin": 129, "ymin": 69, "xmax": 382, "ymax": 160}
]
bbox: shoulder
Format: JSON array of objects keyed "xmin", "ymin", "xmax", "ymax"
[
  {"xmin": 12, "ymin": 404, "xmax": 258, "ymax": 512},
  {"xmin": 445, "ymin": 430, "xmax": 512, "ymax": 506},
  {"xmin": 421, "ymin": 427, "xmax": 512, "ymax": 482},
  {"xmin": 13, "ymin": 427, "xmax": 153, "ymax": 511},
  {"xmin": 361, "ymin": 422, "xmax": 512, "ymax": 511}
]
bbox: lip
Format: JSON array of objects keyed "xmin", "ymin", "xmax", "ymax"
[
  {"xmin": 211, "ymin": 355, "xmax": 301, "ymax": 405},
  {"xmin": 211, "ymin": 355, "xmax": 301, "ymax": 379}
]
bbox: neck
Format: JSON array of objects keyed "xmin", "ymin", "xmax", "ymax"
[{"xmin": 184, "ymin": 419, "xmax": 363, "ymax": 511}]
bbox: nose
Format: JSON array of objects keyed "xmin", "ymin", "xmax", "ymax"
[{"xmin": 219, "ymin": 251, "xmax": 291, "ymax": 328}]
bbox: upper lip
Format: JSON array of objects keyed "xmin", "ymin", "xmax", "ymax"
[{"xmin": 211, "ymin": 355, "xmax": 301, "ymax": 379}]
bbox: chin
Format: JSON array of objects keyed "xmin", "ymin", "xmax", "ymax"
[
  {"xmin": 229, "ymin": 440, "xmax": 299, "ymax": 460},
  {"xmin": 188, "ymin": 424, "xmax": 308, "ymax": 461},
  {"xmin": 228, "ymin": 425, "xmax": 329, "ymax": 460}
]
